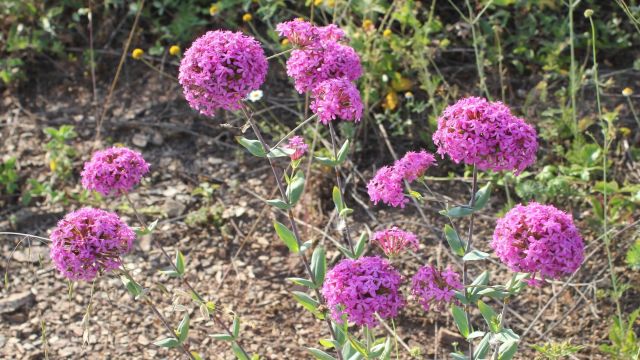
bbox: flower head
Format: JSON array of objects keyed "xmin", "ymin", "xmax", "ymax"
[
  {"xmin": 209, "ymin": 3, "xmax": 219, "ymax": 16},
  {"xmin": 131, "ymin": 48, "xmax": 144, "ymax": 60},
  {"xmin": 371, "ymin": 226, "xmax": 419, "ymax": 257},
  {"xmin": 169, "ymin": 45, "xmax": 180, "ymax": 56},
  {"xmin": 286, "ymin": 136, "xmax": 308, "ymax": 161},
  {"xmin": 318, "ymin": 24, "xmax": 346, "ymax": 42},
  {"xmin": 491, "ymin": 203, "xmax": 585, "ymax": 285},
  {"xmin": 411, "ymin": 265, "xmax": 462, "ymax": 312},
  {"xmin": 367, "ymin": 166, "xmax": 407, "ymax": 208},
  {"xmin": 322, "ymin": 256, "xmax": 405, "ymax": 327},
  {"xmin": 49, "ymin": 208, "xmax": 135, "ymax": 281},
  {"xmin": 276, "ymin": 19, "xmax": 321, "ymax": 48},
  {"xmin": 367, "ymin": 150, "xmax": 436, "ymax": 207},
  {"xmin": 81, "ymin": 147, "xmax": 150, "ymax": 196},
  {"xmin": 394, "ymin": 150, "xmax": 436, "ymax": 182},
  {"xmin": 247, "ymin": 89, "xmax": 263, "ymax": 102},
  {"xmin": 286, "ymin": 41, "xmax": 361, "ymax": 93},
  {"xmin": 622, "ymin": 87, "xmax": 633, "ymax": 96},
  {"xmin": 310, "ymin": 78, "xmax": 363, "ymax": 124},
  {"xmin": 179, "ymin": 30, "xmax": 268, "ymax": 116},
  {"xmin": 242, "ymin": 13, "xmax": 253, "ymax": 22},
  {"xmin": 383, "ymin": 29, "xmax": 392, "ymax": 38},
  {"xmin": 432, "ymin": 97, "xmax": 538, "ymax": 174}
]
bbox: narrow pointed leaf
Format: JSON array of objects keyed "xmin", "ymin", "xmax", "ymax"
[
  {"xmin": 153, "ymin": 337, "xmax": 180, "ymax": 348},
  {"xmin": 274, "ymin": 221, "xmax": 299, "ymax": 253},
  {"xmin": 451, "ymin": 305, "xmax": 470, "ymax": 338},
  {"xmin": 175, "ymin": 250, "xmax": 185, "ymax": 275},
  {"xmin": 473, "ymin": 183, "xmax": 492, "ymax": 210},
  {"xmin": 307, "ymin": 348, "xmax": 337, "ymax": 360},
  {"xmin": 177, "ymin": 313, "xmax": 190, "ymax": 343},
  {"xmin": 444, "ymin": 225, "xmax": 465, "ymax": 257},
  {"xmin": 311, "ymin": 246, "xmax": 327, "ymax": 286}
]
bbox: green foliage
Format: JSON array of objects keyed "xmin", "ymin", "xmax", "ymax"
[
  {"xmin": 0, "ymin": 157, "xmax": 19, "ymax": 195},
  {"xmin": 43, "ymin": 125, "xmax": 77, "ymax": 180},
  {"xmin": 600, "ymin": 310, "xmax": 640, "ymax": 359},
  {"xmin": 626, "ymin": 240, "xmax": 640, "ymax": 270},
  {"xmin": 531, "ymin": 340, "xmax": 584, "ymax": 359}
]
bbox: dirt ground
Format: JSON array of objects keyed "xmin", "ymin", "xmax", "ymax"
[{"xmin": 1, "ymin": 58, "xmax": 638, "ymax": 360}]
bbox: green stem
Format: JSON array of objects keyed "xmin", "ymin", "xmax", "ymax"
[
  {"xmin": 588, "ymin": 14, "xmax": 622, "ymax": 321},
  {"xmin": 463, "ymin": 165, "xmax": 478, "ymax": 359},
  {"xmin": 569, "ymin": 0, "xmax": 578, "ymax": 132},
  {"xmin": 328, "ymin": 122, "xmax": 355, "ymax": 253},
  {"xmin": 266, "ymin": 48, "xmax": 293, "ymax": 60},
  {"xmin": 119, "ymin": 266, "xmax": 195, "ymax": 359}
]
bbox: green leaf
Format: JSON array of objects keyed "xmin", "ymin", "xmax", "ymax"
[
  {"xmin": 274, "ymin": 221, "xmax": 299, "ymax": 253},
  {"xmin": 120, "ymin": 275, "xmax": 143, "ymax": 298},
  {"xmin": 498, "ymin": 340, "xmax": 518, "ymax": 360},
  {"xmin": 463, "ymin": 250, "xmax": 490, "ymax": 261},
  {"xmin": 319, "ymin": 338, "xmax": 337, "ymax": 349},
  {"xmin": 335, "ymin": 139, "xmax": 350, "ymax": 165},
  {"xmin": 338, "ymin": 208, "xmax": 353, "ymax": 218},
  {"xmin": 287, "ymin": 171, "xmax": 305, "ymax": 205},
  {"xmin": 135, "ymin": 219, "xmax": 159, "ymax": 236},
  {"xmin": 311, "ymin": 246, "xmax": 327, "ymax": 286},
  {"xmin": 232, "ymin": 316, "xmax": 240, "ymax": 338},
  {"xmin": 287, "ymin": 277, "xmax": 317, "ymax": 288},
  {"xmin": 473, "ymin": 183, "xmax": 492, "ymax": 211},
  {"xmin": 354, "ymin": 232, "xmax": 367, "ymax": 258},
  {"xmin": 467, "ymin": 331, "xmax": 486, "ymax": 339},
  {"xmin": 210, "ymin": 333, "xmax": 234, "ymax": 341},
  {"xmin": 236, "ymin": 137, "xmax": 266, "ymax": 157},
  {"xmin": 266, "ymin": 198, "xmax": 291, "ymax": 210},
  {"xmin": 314, "ymin": 155, "xmax": 337, "ymax": 166},
  {"xmin": 332, "ymin": 186, "xmax": 344, "ymax": 212},
  {"xmin": 444, "ymin": 225, "xmax": 466, "ymax": 257},
  {"xmin": 175, "ymin": 250, "xmax": 185, "ymax": 276},
  {"xmin": 153, "ymin": 337, "xmax": 180, "ymax": 348},
  {"xmin": 232, "ymin": 342, "xmax": 249, "ymax": 360},
  {"xmin": 191, "ymin": 351, "xmax": 203, "ymax": 360},
  {"xmin": 307, "ymin": 347, "xmax": 337, "ymax": 360},
  {"xmin": 478, "ymin": 300, "xmax": 501, "ymax": 333},
  {"xmin": 451, "ymin": 305, "xmax": 470, "ymax": 338},
  {"xmin": 474, "ymin": 333, "xmax": 491, "ymax": 359},
  {"xmin": 267, "ymin": 147, "xmax": 294, "ymax": 158},
  {"xmin": 451, "ymin": 354, "xmax": 467, "ymax": 360},
  {"xmin": 441, "ymin": 206, "xmax": 474, "ymax": 218},
  {"xmin": 292, "ymin": 291, "xmax": 319, "ymax": 312},
  {"xmin": 177, "ymin": 313, "xmax": 190, "ymax": 343},
  {"xmin": 348, "ymin": 334, "xmax": 369, "ymax": 356}
]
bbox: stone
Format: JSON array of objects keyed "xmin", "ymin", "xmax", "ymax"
[{"xmin": 0, "ymin": 291, "xmax": 35, "ymax": 314}]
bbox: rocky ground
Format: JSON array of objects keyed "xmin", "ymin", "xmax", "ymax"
[{"xmin": 1, "ymin": 59, "xmax": 638, "ymax": 360}]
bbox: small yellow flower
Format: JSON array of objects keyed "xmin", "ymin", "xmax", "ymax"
[
  {"xmin": 391, "ymin": 72, "xmax": 413, "ymax": 92},
  {"xmin": 314, "ymin": 0, "xmax": 323, "ymax": 5},
  {"xmin": 383, "ymin": 29, "xmax": 392, "ymax": 38},
  {"xmin": 296, "ymin": 17, "xmax": 305, "ymax": 21},
  {"xmin": 362, "ymin": 19, "xmax": 374, "ymax": 32},
  {"xmin": 281, "ymin": 38, "xmax": 290, "ymax": 46},
  {"xmin": 623, "ymin": 87, "xmax": 633, "ymax": 96},
  {"xmin": 242, "ymin": 13, "xmax": 253, "ymax": 22},
  {"xmin": 584, "ymin": 9, "xmax": 593, "ymax": 18},
  {"xmin": 169, "ymin": 45, "xmax": 180, "ymax": 56},
  {"xmin": 49, "ymin": 160, "xmax": 57, "ymax": 173},
  {"xmin": 209, "ymin": 3, "xmax": 219, "ymax": 16},
  {"xmin": 131, "ymin": 48, "xmax": 144, "ymax": 60},
  {"xmin": 326, "ymin": 0, "xmax": 335, "ymax": 7},
  {"xmin": 620, "ymin": 127, "xmax": 631, "ymax": 137},
  {"xmin": 383, "ymin": 91, "xmax": 399, "ymax": 111},
  {"xmin": 404, "ymin": 91, "xmax": 414, "ymax": 100}
]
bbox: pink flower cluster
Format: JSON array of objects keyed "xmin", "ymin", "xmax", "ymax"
[
  {"xmin": 411, "ymin": 265, "xmax": 463, "ymax": 311},
  {"xmin": 81, "ymin": 147, "xmax": 149, "ymax": 196},
  {"xmin": 367, "ymin": 150, "xmax": 436, "ymax": 208},
  {"xmin": 371, "ymin": 226, "xmax": 419, "ymax": 257},
  {"xmin": 286, "ymin": 136, "xmax": 308, "ymax": 161},
  {"xmin": 179, "ymin": 30, "xmax": 268, "ymax": 116},
  {"xmin": 276, "ymin": 19, "xmax": 345, "ymax": 49},
  {"xmin": 322, "ymin": 256, "xmax": 405, "ymax": 327},
  {"xmin": 491, "ymin": 202, "xmax": 585, "ymax": 285},
  {"xmin": 310, "ymin": 78, "xmax": 363, "ymax": 124},
  {"xmin": 432, "ymin": 97, "xmax": 538, "ymax": 174},
  {"xmin": 49, "ymin": 208, "xmax": 135, "ymax": 281},
  {"xmin": 286, "ymin": 41, "xmax": 362, "ymax": 93}
]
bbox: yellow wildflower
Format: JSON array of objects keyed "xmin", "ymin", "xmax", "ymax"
[
  {"xmin": 209, "ymin": 3, "xmax": 219, "ymax": 16},
  {"xmin": 622, "ymin": 87, "xmax": 633, "ymax": 97},
  {"xmin": 169, "ymin": 45, "xmax": 180, "ymax": 56},
  {"xmin": 391, "ymin": 72, "xmax": 413, "ymax": 92},
  {"xmin": 281, "ymin": 38, "xmax": 290, "ymax": 46},
  {"xmin": 383, "ymin": 29, "xmax": 392, "ymax": 38},
  {"xmin": 131, "ymin": 48, "xmax": 144, "ymax": 60},
  {"xmin": 242, "ymin": 13, "xmax": 253, "ymax": 22},
  {"xmin": 314, "ymin": 0, "xmax": 323, "ymax": 5},
  {"xmin": 49, "ymin": 160, "xmax": 57, "ymax": 173},
  {"xmin": 383, "ymin": 91, "xmax": 398, "ymax": 111},
  {"xmin": 362, "ymin": 19, "xmax": 374, "ymax": 32}
]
